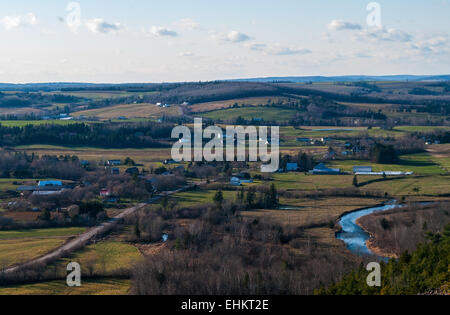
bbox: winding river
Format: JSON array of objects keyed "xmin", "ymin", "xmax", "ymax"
[{"xmin": 336, "ymin": 201, "xmax": 404, "ymax": 259}]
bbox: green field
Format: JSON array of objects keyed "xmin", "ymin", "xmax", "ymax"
[
  {"xmin": 0, "ymin": 238, "xmax": 66, "ymax": 268},
  {"xmin": 328, "ymin": 153, "xmax": 446, "ymax": 175},
  {"xmin": 58, "ymin": 241, "xmax": 142, "ymax": 274},
  {"xmin": 0, "ymin": 120, "xmax": 79, "ymax": 127},
  {"xmin": 171, "ymin": 190, "xmax": 238, "ymax": 207},
  {"xmin": 0, "ymin": 227, "xmax": 86, "ymax": 240},
  {"xmin": 0, "ymin": 278, "xmax": 130, "ymax": 295}
]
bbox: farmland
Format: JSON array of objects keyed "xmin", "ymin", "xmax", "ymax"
[
  {"xmin": 0, "ymin": 80, "xmax": 449, "ymax": 296},
  {"xmin": 200, "ymin": 106, "xmax": 299, "ymax": 122},
  {"xmin": 73, "ymin": 103, "xmax": 180, "ymax": 120}
]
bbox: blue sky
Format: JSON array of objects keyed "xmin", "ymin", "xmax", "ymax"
[{"xmin": 0, "ymin": 0, "xmax": 449, "ymax": 83}]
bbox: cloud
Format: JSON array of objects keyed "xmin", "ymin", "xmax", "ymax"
[
  {"xmin": 328, "ymin": 20, "xmax": 362, "ymax": 31},
  {"xmin": 213, "ymin": 30, "xmax": 251, "ymax": 43},
  {"xmin": 247, "ymin": 43, "xmax": 311, "ymax": 56},
  {"xmin": 355, "ymin": 27, "xmax": 413, "ymax": 42},
  {"xmin": 0, "ymin": 13, "xmax": 37, "ymax": 30},
  {"xmin": 178, "ymin": 18, "xmax": 200, "ymax": 30},
  {"xmin": 179, "ymin": 51, "xmax": 194, "ymax": 57},
  {"xmin": 150, "ymin": 26, "xmax": 178, "ymax": 37},
  {"xmin": 409, "ymin": 35, "xmax": 449, "ymax": 54},
  {"xmin": 85, "ymin": 18, "xmax": 124, "ymax": 34},
  {"xmin": 226, "ymin": 30, "xmax": 251, "ymax": 42}
]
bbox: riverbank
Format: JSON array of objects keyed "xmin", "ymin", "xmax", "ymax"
[{"xmin": 356, "ymin": 217, "xmax": 399, "ymax": 259}]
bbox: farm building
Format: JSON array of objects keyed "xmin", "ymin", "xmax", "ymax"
[
  {"xmin": 310, "ymin": 163, "xmax": 340, "ymax": 175},
  {"xmin": 353, "ymin": 166, "xmax": 373, "ymax": 174},
  {"xmin": 107, "ymin": 160, "xmax": 121, "ymax": 166},
  {"xmin": 230, "ymin": 177, "xmax": 242, "ymax": 186},
  {"xmin": 38, "ymin": 180, "xmax": 63, "ymax": 187},
  {"xmin": 100, "ymin": 188, "xmax": 111, "ymax": 197},
  {"xmin": 286, "ymin": 163, "xmax": 299, "ymax": 172}
]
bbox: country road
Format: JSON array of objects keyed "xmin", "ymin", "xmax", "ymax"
[{"xmin": 2, "ymin": 184, "xmax": 200, "ymax": 276}]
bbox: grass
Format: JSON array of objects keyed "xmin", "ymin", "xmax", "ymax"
[
  {"xmin": 272, "ymin": 173, "xmax": 353, "ymax": 191},
  {"xmin": 0, "ymin": 120, "xmax": 78, "ymax": 127},
  {"xmin": 0, "ymin": 227, "xmax": 86, "ymax": 240},
  {"xmin": 58, "ymin": 241, "xmax": 142, "ymax": 274},
  {"xmin": 200, "ymin": 106, "xmax": 299, "ymax": 121},
  {"xmin": 73, "ymin": 103, "xmax": 180, "ymax": 119},
  {"xmin": 0, "ymin": 238, "xmax": 66, "ymax": 268},
  {"xmin": 0, "ymin": 278, "xmax": 131, "ymax": 295},
  {"xmin": 171, "ymin": 190, "xmax": 238, "ymax": 207},
  {"xmin": 328, "ymin": 153, "xmax": 445, "ymax": 175}
]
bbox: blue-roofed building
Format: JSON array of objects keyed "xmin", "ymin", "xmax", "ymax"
[{"xmin": 38, "ymin": 180, "xmax": 63, "ymax": 187}]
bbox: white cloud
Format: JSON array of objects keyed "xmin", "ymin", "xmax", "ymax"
[
  {"xmin": 178, "ymin": 18, "xmax": 200, "ymax": 30},
  {"xmin": 409, "ymin": 35, "xmax": 449, "ymax": 54},
  {"xmin": 328, "ymin": 20, "xmax": 362, "ymax": 31},
  {"xmin": 85, "ymin": 18, "xmax": 124, "ymax": 34},
  {"xmin": 0, "ymin": 13, "xmax": 37, "ymax": 30},
  {"xmin": 265, "ymin": 44, "xmax": 311, "ymax": 56},
  {"xmin": 179, "ymin": 51, "xmax": 194, "ymax": 57},
  {"xmin": 213, "ymin": 30, "xmax": 251, "ymax": 43},
  {"xmin": 246, "ymin": 43, "xmax": 311, "ymax": 56},
  {"xmin": 150, "ymin": 26, "xmax": 178, "ymax": 37},
  {"xmin": 226, "ymin": 30, "xmax": 251, "ymax": 42},
  {"xmin": 355, "ymin": 27, "xmax": 413, "ymax": 42}
]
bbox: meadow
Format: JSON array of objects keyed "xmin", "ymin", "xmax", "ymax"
[
  {"xmin": 0, "ymin": 278, "xmax": 130, "ymax": 295},
  {"xmin": 73, "ymin": 103, "xmax": 180, "ymax": 119},
  {"xmin": 0, "ymin": 238, "xmax": 66, "ymax": 268},
  {"xmin": 57, "ymin": 241, "xmax": 142, "ymax": 275},
  {"xmin": 0, "ymin": 227, "xmax": 85, "ymax": 240}
]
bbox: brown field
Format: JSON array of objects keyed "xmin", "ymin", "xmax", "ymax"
[
  {"xmin": 2, "ymin": 211, "xmax": 40, "ymax": 222},
  {"xmin": 0, "ymin": 107, "xmax": 45, "ymax": 116},
  {"xmin": 242, "ymin": 197, "xmax": 385, "ymax": 228},
  {"xmin": 13, "ymin": 146, "xmax": 172, "ymax": 168},
  {"xmin": 189, "ymin": 97, "xmax": 292, "ymax": 113},
  {"xmin": 74, "ymin": 103, "xmax": 180, "ymax": 119},
  {"xmin": 427, "ymin": 143, "xmax": 450, "ymax": 158}
]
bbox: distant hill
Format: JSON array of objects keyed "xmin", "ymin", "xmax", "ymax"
[
  {"xmin": 0, "ymin": 75, "xmax": 448, "ymax": 91},
  {"xmin": 232, "ymin": 75, "xmax": 450, "ymax": 83}
]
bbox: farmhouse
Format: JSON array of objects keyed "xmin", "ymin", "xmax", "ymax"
[
  {"xmin": 310, "ymin": 163, "xmax": 340, "ymax": 175},
  {"xmin": 107, "ymin": 160, "xmax": 121, "ymax": 166},
  {"xmin": 100, "ymin": 188, "xmax": 111, "ymax": 197}
]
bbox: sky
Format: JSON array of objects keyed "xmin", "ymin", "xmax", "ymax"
[{"xmin": 0, "ymin": 0, "xmax": 449, "ymax": 83}]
